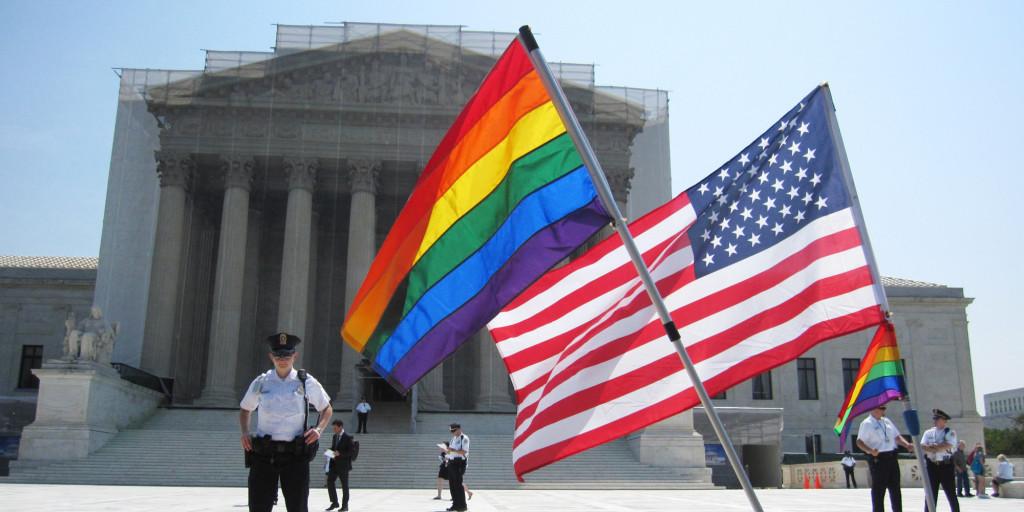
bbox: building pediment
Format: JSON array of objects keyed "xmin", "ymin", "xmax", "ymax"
[{"xmin": 148, "ymin": 29, "xmax": 500, "ymax": 110}]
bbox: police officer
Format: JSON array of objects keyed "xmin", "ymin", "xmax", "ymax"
[
  {"xmin": 921, "ymin": 409, "xmax": 959, "ymax": 512},
  {"xmin": 857, "ymin": 404, "xmax": 915, "ymax": 512},
  {"xmin": 240, "ymin": 333, "xmax": 333, "ymax": 512},
  {"xmin": 445, "ymin": 423, "xmax": 470, "ymax": 512}
]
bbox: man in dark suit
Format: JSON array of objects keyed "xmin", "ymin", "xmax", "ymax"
[{"xmin": 325, "ymin": 420, "xmax": 354, "ymax": 511}]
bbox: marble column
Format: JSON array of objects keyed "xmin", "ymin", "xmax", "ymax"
[
  {"xmin": 278, "ymin": 157, "xmax": 318, "ymax": 344},
  {"xmin": 197, "ymin": 155, "xmax": 255, "ymax": 405},
  {"xmin": 141, "ymin": 152, "xmax": 193, "ymax": 377},
  {"xmin": 418, "ymin": 366, "xmax": 450, "ymax": 411},
  {"xmin": 339, "ymin": 159, "xmax": 379, "ymax": 406},
  {"xmin": 474, "ymin": 329, "xmax": 515, "ymax": 411}
]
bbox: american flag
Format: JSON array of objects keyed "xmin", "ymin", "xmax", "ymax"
[{"xmin": 488, "ymin": 85, "xmax": 887, "ymax": 480}]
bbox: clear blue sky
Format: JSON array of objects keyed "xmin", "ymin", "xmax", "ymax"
[{"xmin": 1, "ymin": 1, "xmax": 1020, "ymax": 411}]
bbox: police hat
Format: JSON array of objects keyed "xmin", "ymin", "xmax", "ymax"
[
  {"xmin": 932, "ymin": 408, "xmax": 951, "ymax": 421},
  {"xmin": 449, "ymin": 422, "xmax": 461, "ymax": 430},
  {"xmin": 267, "ymin": 332, "xmax": 302, "ymax": 355}
]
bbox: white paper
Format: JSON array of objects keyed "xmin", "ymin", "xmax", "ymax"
[{"xmin": 324, "ymin": 449, "xmax": 336, "ymax": 459}]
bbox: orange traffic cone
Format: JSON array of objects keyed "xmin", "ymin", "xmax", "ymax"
[
  {"xmin": 814, "ymin": 474, "xmax": 823, "ymax": 489},
  {"xmin": 803, "ymin": 474, "xmax": 810, "ymax": 489}
]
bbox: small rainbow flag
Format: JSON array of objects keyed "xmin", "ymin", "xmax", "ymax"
[
  {"xmin": 834, "ymin": 320, "xmax": 909, "ymax": 450},
  {"xmin": 341, "ymin": 38, "xmax": 611, "ymax": 393}
]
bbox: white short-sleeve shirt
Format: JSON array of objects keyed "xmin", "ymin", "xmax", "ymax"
[
  {"xmin": 240, "ymin": 369, "xmax": 331, "ymax": 441},
  {"xmin": 857, "ymin": 415, "xmax": 900, "ymax": 452},
  {"xmin": 921, "ymin": 426, "xmax": 957, "ymax": 462},
  {"xmin": 448, "ymin": 433, "xmax": 470, "ymax": 460}
]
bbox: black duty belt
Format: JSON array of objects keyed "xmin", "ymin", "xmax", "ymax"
[
  {"xmin": 252, "ymin": 435, "xmax": 304, "ymax": 456},
  {"xmin": 928, "ymin": 459, "xmax": 953, "ymax": 466}
]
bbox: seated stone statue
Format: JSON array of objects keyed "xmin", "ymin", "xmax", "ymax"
[{"xmin": 63, "ymin": 306, "xmax": 118, "ymax": 365}]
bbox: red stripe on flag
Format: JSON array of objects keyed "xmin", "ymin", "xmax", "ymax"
[
  {"xmin": 502, "ymin": 194, "xmax": 692, "ymax": 310},
  {"xmin": 507, "ymin": 228, "xmax": 864, "ymax": 392},
  {"xmin": 491, "ymin": 231, "xmax": 688, "ymax": 344},
  {"xmin": 511, "ymin": 269, "xmax": 876, "ymax": 445},
  {"xmin": 510, "ymin": 305, "xmax": 884, "ymax": 479},
  {"xmin": 672, "ymin": 228, "xmax": 863, "ymax": 327}
]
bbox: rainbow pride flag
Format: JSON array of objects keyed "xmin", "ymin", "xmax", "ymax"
[
  {"xmin": 341, "ymin": 38, "xmax": 611, "ymax": 393},
  {"xmin": 834, "ymin": 320, "xmax": 909, "ymax": 450}
]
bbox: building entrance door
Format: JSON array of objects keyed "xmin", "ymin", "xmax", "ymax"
[
  {"xmin": 354, "ymin": 361, "xmax": 412, "ymax": 433},
  {"xmin": 363, "ymin": 375, "xmax": 406, "ymax": 402}
]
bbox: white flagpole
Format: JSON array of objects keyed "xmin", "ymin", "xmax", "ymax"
[
  {"xmin": 820, "ymin": 83, "xmax": 936, "ymax": 512},
  {"xmin": 517, "ymin": 25, "xmax": 765, "ymax": 512}
]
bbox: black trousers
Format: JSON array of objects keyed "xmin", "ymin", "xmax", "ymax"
[
  {"xmin": 357, "ymin": 413, "xmax": 368, "ymax": 433},
  {"xmin": 869, "ymin": 452, "xmax": 901, "ymax": 512},
  {"xmin": 955, "ymin": 469, "xmax": 971, "ymax": 495},
  {"xmin": 926, "ymin": 461, "xmax": 959, "ymax": 512},
  {"xmin": 248, "ymin": 451, "xmax": 309, "ymax": 512},
  {"xmin": 448, "ymin": 458, "xmax": 467, "ymax": 510},
  {"xmin": 326, "ymin": 468, "xmax": 349, "ymax": 508},
  {"xmin": 844, "ymin": 465, "xmax": 858, "ymax": 488}
]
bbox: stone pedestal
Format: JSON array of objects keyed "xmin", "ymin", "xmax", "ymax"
[
  {"xmin": 17, "ymin": 361, "xmax": 164, "ymax": 462},
  {"xmin": 627, "ymin": 410, "xmax": 712, "ymax": 482}
]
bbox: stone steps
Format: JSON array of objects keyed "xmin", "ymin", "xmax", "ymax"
[{"xmin": 3, "ymin": 409, "xmax": 714, "ymax": 489}]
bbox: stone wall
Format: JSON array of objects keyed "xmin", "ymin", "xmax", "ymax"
[
  {"xmin": 783, "ymin": 459, "xmax": 924, "ymax": 489},
  {"xmin": 705, "ymin": 280, "xmax": 980, "ymax": 455},
  {"xmin": 0, "ymin": 264, "xmax": 97, "ymax": 438}
]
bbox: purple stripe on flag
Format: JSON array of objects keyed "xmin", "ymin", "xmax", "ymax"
[
  {"xmin": 382, "ymin": 198, "xmax": 610, "ymax": 392},
  {"xmin": 838, "ymin": 389, "xmax": 906, "ymax": 450},
  {"xmin": 849, "ymin": 389, "xmax": 905, "ymax": 420}
]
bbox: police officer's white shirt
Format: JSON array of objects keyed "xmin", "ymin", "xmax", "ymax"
[
  {"xmin": 922, "ymin": 426, "xmax": 957, "ymax": 462},
  {"xmin": 356, "ymin": 401, "xmax": 371, "ymax": 414},
  {"xmin": 448, "ymin": 433, "xmax": 469, "ymax": 460},
  {"xmin": 841, "ymin": 456, "xmax": 856, "ymax": 468},
  {"xmin": 240, "ymin": 369, "xmax": 331, "ymax": 441},
  {"xmin": 857, "ymin": 415, "xmax": 900, "ymax": 452}
]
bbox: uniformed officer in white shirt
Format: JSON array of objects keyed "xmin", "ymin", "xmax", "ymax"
[
  {"xmin": 445, "ymin": 423, "xmax": 470, "ymax": 512},
  {"xmin": 240, "ymin": 333, "xmax": 333, "ymax": 512},
  {"xmin": 921, "ymin": 409, "xmax": 959, "ymax": 512},
  {"xmin": 841, "ymin": 450, "xmax": 858, "ymax": 488},
  {"xmin": 857, "ymin": 404, "xmax": 915, "ymax": 512},
  {"xmin": 355, "ymin": 397, "xmax": 371, "ymax": 433}
]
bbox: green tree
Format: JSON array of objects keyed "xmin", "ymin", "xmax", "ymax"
[{"xmin": 984, "ymin": 414, "xmax": 1024, "ymax": 455}]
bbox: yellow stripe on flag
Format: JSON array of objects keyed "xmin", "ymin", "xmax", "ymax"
[{"xmin": 414, "ymin": 102, "xmax": 566, "ymax": 262}]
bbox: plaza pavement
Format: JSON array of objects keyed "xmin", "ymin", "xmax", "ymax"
[{"xmin": 0, "ymin": 485, "xmax": 1019, "ymax": 511}]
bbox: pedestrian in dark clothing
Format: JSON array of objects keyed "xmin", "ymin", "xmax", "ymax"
[
  {"xmin": 953, "ymin": 441, "xmax": 972, "ymax": 497},
  {"xmin": 325, "ymin": 420, "xmax": 355, "ymax": 511}
]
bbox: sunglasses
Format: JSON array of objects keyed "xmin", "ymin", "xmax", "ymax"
[{"xmin": 271, "ymin": 353, "xmax": 294, "ymax": 360}]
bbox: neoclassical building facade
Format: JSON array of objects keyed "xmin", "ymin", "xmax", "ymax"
[
  {"xmin": 0, "ymin": 25, "xmax": 984, "ymax": 485},
  {"xmin": 95, "ymin": 23, "xmax": 671, "ymax": 411}
]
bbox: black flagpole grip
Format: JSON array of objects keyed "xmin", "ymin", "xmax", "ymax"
[{"xmin": 519, "ymin": 25, "xmax": 540, "ymax": 51}]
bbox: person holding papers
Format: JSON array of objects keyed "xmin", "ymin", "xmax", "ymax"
[
  {"xmin": 445, "ymin": 423, "xmax": 470, "ymax": 512},
  {"xmin": 324, "ymin": 420, "xmax": 355, "ymax": 511},
  {"xmin": 435, "ymin": 441, "xmax": 472, "ymax": 501}
]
